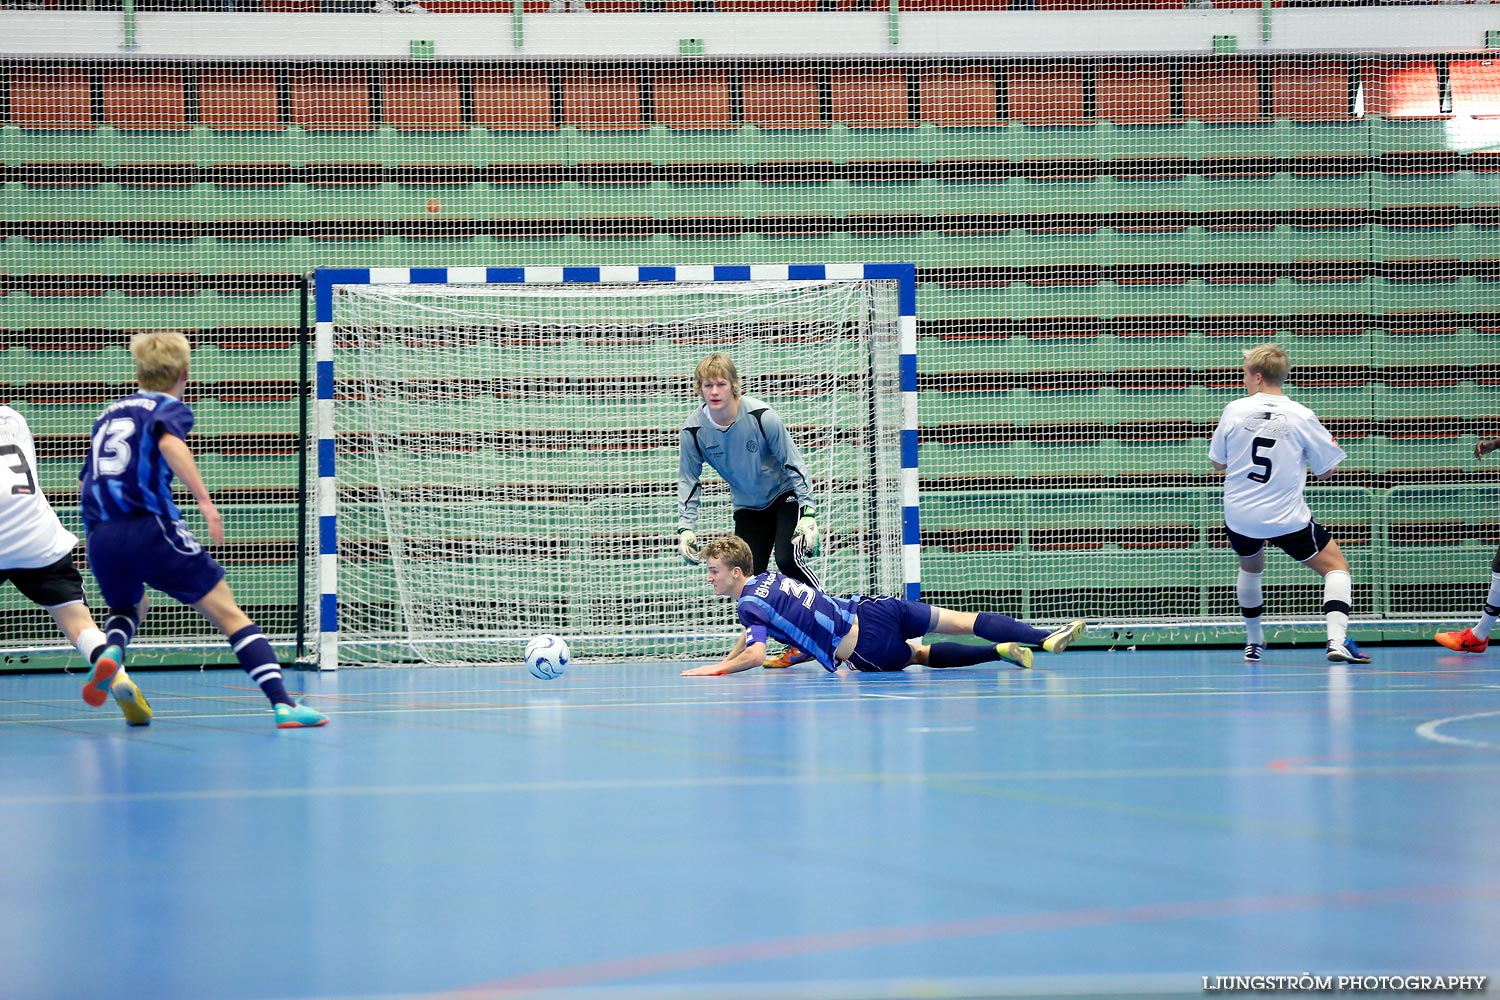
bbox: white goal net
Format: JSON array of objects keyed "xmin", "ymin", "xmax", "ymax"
[{"xmin": 310, "ymin": 272, "xmax": 909, "ymax": 667}]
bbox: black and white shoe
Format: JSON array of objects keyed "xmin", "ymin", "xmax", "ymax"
[{"xmin": 1243, "ymin": 643, "xmax": 1264, "ymax": 663}]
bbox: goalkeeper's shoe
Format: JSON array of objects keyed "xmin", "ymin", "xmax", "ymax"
[
  {"xmin": 274, "ymin": 702, "xmax": 329, "ymax": 729},
  {"xmin": 1435, "ymin": 627, "xmax": 1489, "ymax": 653},
  {"xmin": 1326, "ymin": 638, "xmax": 1372, "ymax": 665},
  {"xmin": 1042, "ymin": 620, "xmax": 1086, "ymax": 654},
  {"xmin": 82, "ymin": 645, "xmax": 123, "ymax": 708},
  {"xmin": 764, "ymin": 646, "xmax": 813, "ymax": 669},
  {"xmin": 995, "ymin": 642, "xmax": 1033, "ymax": 669},
  {"xmin": 1243, "ymin": 643, "xmax": 1265, "ymax": 664},
  {"xmin": 110, "ymin": 675, "xmax": 153, "ymax": 727}
]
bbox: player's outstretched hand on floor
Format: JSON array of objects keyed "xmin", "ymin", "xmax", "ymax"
[{"xmin": 682, "ymin": 662, "xmax": 731, "ymax": 676}]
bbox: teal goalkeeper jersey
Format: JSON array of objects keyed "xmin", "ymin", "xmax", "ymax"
[{"xmin": 676, "ymin": 396, "xmax": 814, "ymax": 530}]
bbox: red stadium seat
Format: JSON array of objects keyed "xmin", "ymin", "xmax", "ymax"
[
  {"xmin": 384, "ymin": 69, "xmax": 465, "ymax": 131},
  {"xmin": 1271, "ymin": 60, "xmax": 1353, "ymax": 122},
  {"xmin": 561, "ymin": 68, "xmax": 645, "ymax": 130},
  {"xmin": 918, "ymin": 65, "xmax": 1003, "ymax": 127},
  {"xmin": 104, "ymin": 68, "xmax": 189, "ymax": 131},
  {"xmin": 1008, "ymin": 62, "xmax": 1088, "ymax": 126},
  {"xmin": 831, "ymin": 67, "xmax": 913, "ymax": 128},
  {"xmin": 743, "ymin": 67, "xmax": 824, "ymax": 129},
  {"xmin": 1096, "ymin": 61, "xmax": 1176, "ymax": 125},
  {"xmin": 652, "ymin": 68, "xmax": 734, "ymax": 129},
  {"xmin": 289, "ymin": 68, "xmax": 375, "ymax": 131},
  {"xmin": 1449, "ymin": 59, "xmax": 1500, "ymax": 119},
  {"xmin": 199, "ymin": 69, "xmax": 283, "ymax": 131},
  {"xmin": 472, "ymin": 69, "xmax": 555, "ymax": 130},
  {"xmin": 7, "ymin": 66, "xmax": 92, "ymax": 129},
  {"xmin": 1363, "ymin": 60, "xmax": 1446, "ymax": 120},
  {"xmin": 1183, "ymin": 59, "xmax": 1263, "ymax": 123}
]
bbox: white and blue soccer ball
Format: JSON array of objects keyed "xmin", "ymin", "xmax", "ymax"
[{"xmin": 525, "ymin": 634, "xmax": 570, "ymax": 680}]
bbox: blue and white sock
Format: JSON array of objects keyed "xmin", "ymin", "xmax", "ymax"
[
  {"xmin": 104, "ymin": 609, "xmax": 138, "ymax": 651},
  {"xmin": 230, "ymin": 624, "xmax": 293, "ymax": 707}
]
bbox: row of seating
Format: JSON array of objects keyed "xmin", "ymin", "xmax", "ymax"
[
  {"xmin": 11, "ymin": 157, "xmax": 1500, "ymax": 184},
  {"xmin": 3, "ymin": 58, "xmax": 1495, "ymax": 129}
]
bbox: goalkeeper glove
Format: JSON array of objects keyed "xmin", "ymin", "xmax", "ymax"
[
  {"xmin": 792, "ymin": 511, "xmax": 820, "ymax": 557},
  {"xmin": 678, "ymin": 528, "xmax": 704, "ymax": 565}
]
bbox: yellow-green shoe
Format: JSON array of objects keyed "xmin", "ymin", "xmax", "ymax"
[
  {"xmin": 995, "ymin": 642, "xmax": 1033, "ymax": 669},
  {"xmin": 1042, "ymin": 620, "xmax": 1086, "ymax": 654},
  {"xmin": 110, "ymin": 675, "xmax": 153, "ymax": 727}
]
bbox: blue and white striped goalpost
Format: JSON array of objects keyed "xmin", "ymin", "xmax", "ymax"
[{"xmin": 309, "ymin": 263, "xmax": 918, "ymax": 670}]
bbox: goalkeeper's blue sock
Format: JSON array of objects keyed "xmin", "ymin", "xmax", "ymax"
[
  {"xmin": 973, "ymin": 612, "xmax": 1049, "ymax": 647},
  {"xmin": 230, "ymin": 624, "xmax": 294, "ymax": 707},
  {"xmin": 929, "ymin": 642, "xmax": 1004, "ymax": 669}
]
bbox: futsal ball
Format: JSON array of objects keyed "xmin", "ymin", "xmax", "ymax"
[{"xmin": 525, "ymin": 634, "xmax": 570, "ymax": 680}]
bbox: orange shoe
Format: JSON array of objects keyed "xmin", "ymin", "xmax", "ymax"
[
  {"xmin": 763, "ymin": 646, "xmax": 813, "ymax": 668},
  {"xmin": 1435, "ymin": 627, "xmax": 1489, "ymax": 653}
]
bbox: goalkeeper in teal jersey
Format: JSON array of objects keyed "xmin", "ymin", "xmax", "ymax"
[
  {"xmin": 1434, "ymin": 436, "xmax": 1500, "ymax": 654},
  {"xmin": 676, "ymin": 353, "xmax": 821, "ymax": 668},
  {"xmin": 682, "ymin": 535, "xmax": 1086, "ymax": 677}
]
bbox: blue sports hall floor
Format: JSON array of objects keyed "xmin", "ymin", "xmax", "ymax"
[{"xmin": 1, "ymin": 644, "xmax": 1498, "ymax": 1000}]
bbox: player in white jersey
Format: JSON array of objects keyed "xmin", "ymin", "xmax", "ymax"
[
  {"xmin": 0, "ymin": 405, "xmax": 151, "ymax": 724},
  {"xmin": 1434, "ymin": 436, "xmax": 1500, "ymax": 654},
  {"xmin": 1208, "ymin": 344, "xmax": 1370, "ymax": 665}
]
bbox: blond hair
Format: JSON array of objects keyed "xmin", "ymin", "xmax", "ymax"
[
  {"xmin": 694, "ymin": 352, "xmax": 742, "ymax": 398},
  {"xmin": 1242, "ymin": 343, "xmax": 1290, "ymax": 387},
  {"xmin": 701, "ymin": 535, "xmax": 754, "ymax": 575},
  {"xmin": 131, "ymin": 332, "xmax": 191, "ymax": 392}
]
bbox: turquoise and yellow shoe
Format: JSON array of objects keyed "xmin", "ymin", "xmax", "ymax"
[
  {"xmin": 110, "ymin": 675, "xmax": 153, "ymax": 727},
  {"xmin": 82, "ymin": 645, "xmax": 123, "ymax": 708},
  {"xmin": 995, "ymin": 642, "xmax": 1033, "ymax": 669},
  {"xmin": 274, "ymin": 702, "xmax": 329, "ymax": 729},
  {"xmin": 1042, "ymin": 620, "xmax": 1086, "ymax": 654}
]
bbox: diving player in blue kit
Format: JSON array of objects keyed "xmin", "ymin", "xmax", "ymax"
[{"xmin": 682, "ymin": 534, "xmax": 1086, "ymax": 676}]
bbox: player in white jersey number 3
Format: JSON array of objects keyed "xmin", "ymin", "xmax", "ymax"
[
  {"xmin": 0, "ymin": 405, "xmax": 152, "ymax": 723},
  {"xmin": 1208, "ymin": 344, "xmax": 1371, "ymax": 665}
]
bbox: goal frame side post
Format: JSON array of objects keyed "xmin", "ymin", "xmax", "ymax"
[{"xmin": 305, "ymin": 263, "xmax": 919, "ymax": 671}]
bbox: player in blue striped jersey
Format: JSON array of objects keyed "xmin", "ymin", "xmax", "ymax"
[
  {"xmin": 681, "ymin": 535, "xmax": 1085, "ymax": 676},
  {"xmin": 79, "ymin": 333, "xmax": 327, "ymax": 729},
  {"xmin": 676, "ymin": 353, "xmax": 822, "ymax": 668}
]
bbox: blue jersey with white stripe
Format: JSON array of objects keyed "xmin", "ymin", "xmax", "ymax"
[
  {"xmin": 735, "ymin": 572, "xmax": 858, "ymax": 672},
  {"xmin": 80, "ymin": 392, "xmax": 195, "ymax": 526}
]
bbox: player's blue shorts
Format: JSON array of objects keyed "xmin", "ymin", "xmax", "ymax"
[
  {"xmin": 85, "ymin": 514, "xmax": 225, "ymax": 609},
  {"xmin": 846, "ymin": 597, "xmax": 938, "ymax": 672}
]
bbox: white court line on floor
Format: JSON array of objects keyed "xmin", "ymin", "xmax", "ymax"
[
  {"xmin": 1415, "ymin": 710, "xmax": 1500, "ymax": 751},
  {"xmin": 5, "ymin": 682, "xmax": 1499, "ymax": 729}
]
